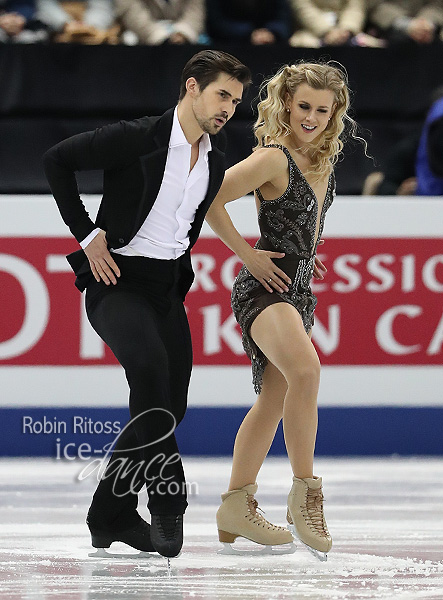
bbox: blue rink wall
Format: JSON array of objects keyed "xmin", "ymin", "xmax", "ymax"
[{"xmin": 0, "ymin": 406, "xmax": 442, "ymax": 457}]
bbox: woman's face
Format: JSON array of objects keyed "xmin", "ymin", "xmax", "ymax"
[{"xmin": 286, "ymin": 83, "xmax": 336, "ymax": 147}]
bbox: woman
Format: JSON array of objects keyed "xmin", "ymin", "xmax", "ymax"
[{"xmin": 206, "ymin": 61, "xmax": 362, "ymax": 560}]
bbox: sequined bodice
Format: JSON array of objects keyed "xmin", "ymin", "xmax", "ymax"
[
  {"xmin": 255, "ymin": 145, "xmax": 335, "ymax": 260},
  {"xmin": 231, "ymin": 145, "xmax": 335, "ymax": 394}
]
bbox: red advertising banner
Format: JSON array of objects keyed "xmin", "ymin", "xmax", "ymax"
[{"xmin": 1, "ymin": 237, "xmax": 442, "ymax": 366}]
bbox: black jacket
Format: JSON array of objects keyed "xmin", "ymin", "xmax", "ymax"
[{"xmin": 43, "ymin": 107, "xmax": 227, "ymax": 298}]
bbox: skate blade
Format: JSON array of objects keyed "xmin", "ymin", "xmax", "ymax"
[
  {"xmin": 301, "ymin": 542, "xmax": 328, "ymax": 562},
  {"xmin": 165, "ymin": 553, "xmax": 182, "ymax": 571},
  {"xmin": 218, "ymin": 542, "xmax": 296, "ymax": 556},
  {"xmin": 287, "ymin": 524, "xmax": 328, "ymax": 562},
  {"xmin": 88, "ymin": 548, "xmax": 153, "ymax": 559}
]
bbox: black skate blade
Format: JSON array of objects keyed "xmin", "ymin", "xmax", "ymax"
[
  {"xmin": 88, "ymin": 548, "xmax": 153, "ymax": 559},
  {"xmin": 218, "ymin": 542, "xmax": 296, "ymax": 556}
]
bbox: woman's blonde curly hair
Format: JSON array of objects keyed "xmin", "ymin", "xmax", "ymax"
[{"xmin": 254, "ymin": 61, "xmax": 364, "ymax": 179}]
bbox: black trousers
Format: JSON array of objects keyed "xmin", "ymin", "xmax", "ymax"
[{"xmin": 85, "ymin": 253, "xmax": 192, "ymax": 531}]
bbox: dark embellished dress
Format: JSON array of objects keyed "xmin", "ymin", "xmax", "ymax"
[{"xmin": 231, "ymin": 145, "xmax": 335, "ymax": 394}]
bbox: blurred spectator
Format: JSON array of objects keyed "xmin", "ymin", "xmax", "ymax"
[
  {"xmin": 363, "ymin": 88, "xmax": 443, "ymax": 196},
  {"xmin": 115, "ymin": 0, "xmax": 204, "ymax": 45},
  {"xmin": 416, "ymin": 90, "xmax": 443, "ymax": 194},
  {"xmin": 206, "ymin": 0, "xmax": 291, "ymax": 45},
  {"xmin": 37, "ymin": 0, "xmax": 117, "ymax": 43},
  {"xmin": 289, "ymin": 0, "xmax": 374, "ymax": 47},
  {"xmin": 0, "ymin": 0, "xmax": 46, "ymax": 41},
  {"xmin": 366, "ymin": 0, "xmax": 443, "ymax": 45},
  {"xmin": 362, "ymin": 134, "xmax": 420, "ymax": 195}
]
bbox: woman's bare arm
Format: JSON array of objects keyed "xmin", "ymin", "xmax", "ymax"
[{"xmin": 206, "ymin": 148, "xmax": 292, "ymax": 293}]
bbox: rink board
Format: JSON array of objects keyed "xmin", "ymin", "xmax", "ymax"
[
  {"xmin": 1, "ymin": 196, "xmax": 442, "ymax": 456},
  {"xmin": 0, "ymin": 405, "xmax": 442, "ymax": 457}
]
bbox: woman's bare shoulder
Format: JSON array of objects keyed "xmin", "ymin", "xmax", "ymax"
[{"xmin": 251, "ymin": 145, "xmax": 288, "ymax": 172}]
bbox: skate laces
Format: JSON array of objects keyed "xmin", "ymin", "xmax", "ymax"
[
  {"xmin": 246, "ymin": 494, "xmax": 284, "ymax": 531},
  {"xmin": 156, "ymin": 515, "xmax": 179, "ymax": 540},
  {"xmin": 304, "ymin": 487, "xmax": 329, "ymax": 537}
]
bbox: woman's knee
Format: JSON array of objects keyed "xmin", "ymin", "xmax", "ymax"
[
  {"xmin": 255, "ymin": 393, "xmax": 284, "ymax": 419},
  {"xmin": 285, "ymin": 358, "xmax": 320, "ymax": 393},
  {"xmin": 257, "ymin": 363, "xmax": 286, "ymax": 415}
]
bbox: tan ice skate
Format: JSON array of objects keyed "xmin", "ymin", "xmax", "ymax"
[
  {"xmin": 216, "ymin": 483, "xmax": 294, "ymax": 554},
  {"xmin": 287, "ymin": 476, "xmax": 332, "ymax": 561}
]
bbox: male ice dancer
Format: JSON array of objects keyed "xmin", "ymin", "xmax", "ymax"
[{"xmin": 43, "ymin": 50, "xmax": 251, "ymax": 558}]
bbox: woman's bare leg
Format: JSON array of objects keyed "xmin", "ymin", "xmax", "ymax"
[
  {"xmin": 250, "ymin": 303, "xmax": 320, "ymax": 479},
  {"xmin": 228, "ymin": 361, "xmax": 287, "ymax": 490}
]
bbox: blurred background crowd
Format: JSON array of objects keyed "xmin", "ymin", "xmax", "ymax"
[
  {"xmin": 1, "ymin": 0, "xmax": 443, "ymax": 48},
  {"xmin": 1, "ymin": 0, "xmax": 443, "ymax": 197}
]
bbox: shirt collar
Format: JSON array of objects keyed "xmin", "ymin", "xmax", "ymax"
[{"xmin": 170, "ymin": 106, "xmax": 212, "ymax": 153}]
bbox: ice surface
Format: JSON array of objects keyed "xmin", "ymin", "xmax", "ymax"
[{"xmin": 0, "ymin": 457, "xmax": 442, "ymax": 599}]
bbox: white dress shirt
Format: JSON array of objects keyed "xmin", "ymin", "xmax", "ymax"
[{"xmin": 81, "ymin": 107, "xmax": 211, "ymax": 259}]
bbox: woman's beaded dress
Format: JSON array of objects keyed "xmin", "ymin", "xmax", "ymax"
[{"xmin": 231, "ymin": 145, "xmax": 335, "ymax": 394}]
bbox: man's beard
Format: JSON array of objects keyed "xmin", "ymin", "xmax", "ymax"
[{"xmin": 194, "ymin": 111, "xmax": 223, "ymax": 135}]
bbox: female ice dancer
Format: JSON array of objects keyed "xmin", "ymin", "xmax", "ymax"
[{"xmin": 206, "ymin": 61, "xmax": 363, "ymax": 559}]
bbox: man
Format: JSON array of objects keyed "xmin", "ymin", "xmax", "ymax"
[{"xmin": 43, "ymin": 50, "xmax": 251, "ymax": 558}]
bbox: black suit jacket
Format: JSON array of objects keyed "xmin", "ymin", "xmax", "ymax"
[{"xmin": 43, "ymin": 107, "xmax": 227, "ymax": 298}]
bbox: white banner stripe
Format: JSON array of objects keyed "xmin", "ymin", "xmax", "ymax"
[
  {"xmin": 0, "ymin": 365, "xmax": 441, "ymax": 408},
  {"xmin": 1, "ymin": 196, "xmax": 443, "ymax": 238}
]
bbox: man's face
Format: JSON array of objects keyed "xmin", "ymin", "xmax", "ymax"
[{"xmin": 191, "ymin": 73, "xmax": 244, "ymax": 135}]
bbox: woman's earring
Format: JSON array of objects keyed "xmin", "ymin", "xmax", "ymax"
[{"xmin": 286, "ymin": 108, "xmax": 290, "ymax": 113}]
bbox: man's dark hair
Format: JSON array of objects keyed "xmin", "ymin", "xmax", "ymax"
[{"xmin": 179, "ymin": 50, "xmax": 251, "ymax": 101}]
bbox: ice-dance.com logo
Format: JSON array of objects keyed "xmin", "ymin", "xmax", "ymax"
[{"xmin": 22, "ymin": 408, "xmax": 199, "ymax": 497}]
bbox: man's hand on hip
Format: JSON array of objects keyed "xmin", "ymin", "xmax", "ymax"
[{"xmin": 84, "ymin": 230, "xmax": 121, "ymax": 285}]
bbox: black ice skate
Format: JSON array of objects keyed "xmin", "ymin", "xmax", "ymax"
[
  {"xmin": 87, "ymin": 517, "xmax": 155, "ymax": 556},
  {"xmin": 150, "ymin": 514, "xmax": 183, "ymax": 558}
]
